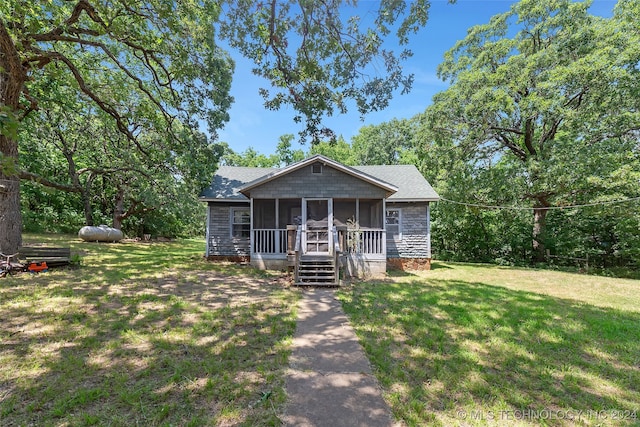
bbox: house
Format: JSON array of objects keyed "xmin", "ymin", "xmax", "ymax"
[{"xmin": 199, "ymin": 154, "xmax": 439, "ymax": 284}]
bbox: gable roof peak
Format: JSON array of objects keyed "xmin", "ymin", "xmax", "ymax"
[{"xmin": 239, "ymin": 154, "xmax": 398, "ymax": 196}]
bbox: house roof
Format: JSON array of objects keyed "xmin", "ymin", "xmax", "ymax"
[
  {"xmin": 353, "ymin": 165, "xmax": 439, "ymax": 201},
  {"xmin": 239, "ymin": 154, "xmax": 398, "ymax": 197},
  {"xmin": 200, "ymin": 166, "xmax": 275, "ymax": 201},
  {"xmin": 199, "ymin": 155, "xmax": 439, "ymax": 202}
]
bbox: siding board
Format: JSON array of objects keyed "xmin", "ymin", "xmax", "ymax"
[
  {"xmin": 249, "ymin": 163, "xmax": 388, "ymax": 199},
  {"xmin": 386, "ymin": 202, "xmax": 429, "ymax": 258},
  {"xmin": 207, "ymin": 202, "xmax": 250, "ymax": 256}
]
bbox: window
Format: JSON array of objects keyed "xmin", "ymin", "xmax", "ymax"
[
  {"xmin": 231, "ymin": 208, "xmax": 250, "ymax": 238},
  {"xmin": 312, "ymin": 163, "xmax": 323, "ymax": 174},
  {"xmin": 386, "ymin": 208, "xmax": 402, "ymax": 240}
]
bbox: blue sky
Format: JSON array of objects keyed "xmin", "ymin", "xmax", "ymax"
[{"xmin": 217, "ymin": 0, "xmax": 617, "ymax": 155}]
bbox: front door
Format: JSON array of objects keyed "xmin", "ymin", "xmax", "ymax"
[{"xmin": 303, "ymin": 198, "xmax": 332, "ymax": 254}]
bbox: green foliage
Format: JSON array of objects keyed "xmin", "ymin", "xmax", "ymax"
[
  {"xmin": 0, "ymin": 105, "xmax": 19, "ymax": 140},
  {"xmin": 219, "ymin": 144, "xmax": 280, "ymax": 168},
  {"xmin": 4, "ymin": 0, "xmax": 432, "ymax": 250},
  {"xmin": 275, "ymin": 134, "xmax": 305, "ymax": 166},
  {"xmin": 18, "ymin": 104, "xmax": 219, "ymax": 237},
  {"xmin": 426, "ymin": 0, "xmax": 640, "ymax": 263},
  {"xmin": 21, "ymin": 182, "xmax": 85, "ymax": 234},
  {"xmin": 310, "ymin": 136, "xmax": 356, "ymax": 165},
  {"xmin": 351, "ymin": 117, "xmax": 421, "ymax": 165},
  {"xmin": 218, "ymin": 0, "xmax": 430, "ymax": 141}
]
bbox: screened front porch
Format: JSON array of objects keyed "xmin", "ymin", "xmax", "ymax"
[{"xmin": 250, "ymin": 198, "xmax": 387, "ymax": 259}]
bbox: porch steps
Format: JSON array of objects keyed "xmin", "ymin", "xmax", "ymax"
[{"xmin": 295, "ymin": 255, "xmax": 339, "ymax": 286}]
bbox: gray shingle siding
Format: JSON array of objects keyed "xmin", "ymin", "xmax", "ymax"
[
  {"xmin": 249, "ymin": 164, "xmax": 388, "ymax": 199},
  {"xmin": 207, "ymin": 202, "xmax": 250, "ymax": 256},
  {"xmin": 386, "ymin": 202, "xmax": 429, "ymax": 258}
]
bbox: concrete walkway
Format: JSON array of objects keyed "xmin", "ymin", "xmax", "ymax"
[{"xmin": 282, "ymin": 288, "xmax": 398, "ymax": 427}]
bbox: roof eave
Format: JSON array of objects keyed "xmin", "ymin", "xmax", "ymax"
[
  {"xmin": 387, "ymin": 197, "xmax": 440, "ymax": 203},
  {"xmin": 199, "ymin": 197, "xmax": 249, "ymax": 203}
]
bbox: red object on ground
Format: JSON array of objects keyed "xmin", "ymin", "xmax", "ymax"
[{"xmin": 28, "ymin": 262, "xmax": 48, "ymax": 272}]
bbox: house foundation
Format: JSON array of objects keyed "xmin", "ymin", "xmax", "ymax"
[{"xmin": 387, "ymin": 257, "xmax": 432, "ymax": 271}]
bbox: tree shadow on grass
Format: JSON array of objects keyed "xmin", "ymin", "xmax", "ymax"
[
  {"xmin": 0, "ymin": 270, "xmax": 299, "ymax": 426},
  {"xmin": 339, "ymin": 279, "xmax": 640, "ymax": 426}
]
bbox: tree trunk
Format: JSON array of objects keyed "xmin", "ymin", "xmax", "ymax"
[
  {"xmin": 532, "ymin": 206, "xmax": 548, "ymax": 263},
  {"xmin": 82, "ymin": 188, "xmax": 94, "ymax": 226},
  {"xmin": 0, "ymin": 136, "xmax": 22, "ymax": 254},
  {"xmin": 1, "ymin": 22, "xmax": 27, "ymax": 254},
  {"xmin": 81, "ymin": 172, "xmax": 97, "ymax": 227},
  {"xmin": 113, "ymin": 186, "xmax": 125, "ymax": 230}
]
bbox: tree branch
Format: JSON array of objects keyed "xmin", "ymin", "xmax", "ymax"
[
  {"xmin": 0, "ymin": 21, "xmax": 28, "ymax": 109},
  {"xmin": 539, "ymin": 118, "xmax": 563, "ymax": 151},
  {"xmin": 523, "ymin": 117, "xmax": 537, "ymax": 156},
  {"xmin": 19, "ymin": 170, "xmax": 81, "ymax": 192},
  {"xmin": 33, "ymin": 48, "xmax": 151, "ymax": 156},
  {"xmin": 494, "ymin": 132, "xmax": 527, "ymax": 161},
  {"xmin": 119, "ymin": 199, "xmax": 158, "ymax": 220}
]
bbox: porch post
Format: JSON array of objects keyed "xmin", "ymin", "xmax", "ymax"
[
  {"xmin": 250, "ymin": 198, "xmax": 254, "ymax": 257},
  {"xmin": 328, "ymin": 198, "xmax": 334, "ymax": 251},
  {"xmin": 301, "ymin": 198, "xmax": 307, "ymax": 253},
  {"xmin": 275, "ymin": 198, "xmax": 280, "ymax": 253},
  {"xmin": 382, "ymin": 198, "xmax": 387, "ymax": 258},
  {"xmin": 426, "ymin": 202, "xmax": 432, "ymax": 269}
]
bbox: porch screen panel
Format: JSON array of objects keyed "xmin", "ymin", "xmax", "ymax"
[
  {"xmin": 278, "ymin": 199, "xmax": 302, "ymax": 228},
  {"xmin": 253, "ymin": 199, "xmax": 276, "ymax": 254},
  {"xmin": 253, "ymin": 199, "xmax": 276, "ymax": 229},
  {"xmin": 358, "ymin": 199, "xmax": 383, "ymax": 228},
  {"xmin": 334, "ymin": 199, "xmax": 356, "ymax": 227}
]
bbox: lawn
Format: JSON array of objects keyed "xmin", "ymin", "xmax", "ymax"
[
  {"xmin": 0, "ymin": 234, "xmax": 299, "ymax": 426},
  {"xmin": 338, "ymin": 262, "xmax": 640, "ymax": 426},
  {"xmin": 3, "ymin": 238, "xmax": 639, "ymax": 427}
]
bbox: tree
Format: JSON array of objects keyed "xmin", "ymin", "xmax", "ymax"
[
  {"xmin": 351, "ymin": 117, "xmax": 421, "ymax": 165},
  {"xmin": 19, "ymin": 99, "xmax": 221, "ymax": 235},
  {"xmin": 426, "ymin": 0, "xmax": 640, "ymax": 262},
  {"xmin": 1, "ymin": 0, "xmax": 233, "ymax": 252},
  {"xmin": 310, "ymin": 136, "xmax": 356, "ymax": 165},
  {"xmin": 275, "ymin": 134, "xmax": 305, "ymax": 166},
  {"xmin": 1, "ymin": 0, "xmax": 430, "ymax": 253},
  {"xmin": 219, "ymin": 144, "xmax": 280, "ymax": 168},
  {"xmin": 219, "ymin": 0, "xmax": 429, "ymax": 142}
]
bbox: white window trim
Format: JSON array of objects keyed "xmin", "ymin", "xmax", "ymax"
[
  {"xmin": 230, "ymin": 207, "xmax": 251, "ymax": 239},
  {"xmin": 385, "ymin": 208, "xmax": 402, "ymax": 241}
]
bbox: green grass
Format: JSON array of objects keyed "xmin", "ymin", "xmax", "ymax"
[
  {"xmin": 339, "ymin": 262, "xmax": 640, "ymax": 426},
  {"xmin": 1, "ymin": 234, "xmax": 300, "ymax": 426}
]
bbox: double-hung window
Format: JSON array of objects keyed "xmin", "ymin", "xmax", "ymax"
[
  {"xmin": 385, "ymin": 208, "xmax": 402, "ymax": 241},
  {"xmin": 231, "ymin": 208, "xmax": 250, "ymax": 238}
]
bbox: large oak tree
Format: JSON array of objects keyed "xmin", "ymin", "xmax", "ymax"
[
  {"xmin": 1, "ymin": 0, "xmax": 428, "ymax": 253},
  {"xmin": 426, "ymin": 0, "xmax": 640, "ymax": 261},
  {"xmin": 1, "ymin": 0, "xmax": 233, "ymax": 252}
]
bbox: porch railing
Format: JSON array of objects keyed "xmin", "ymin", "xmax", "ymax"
[
  {"xmin": 252, "ymin": 229, "xmax": 287, "ymax": 254},
  {"xmin": 253, "ymin": 227, "xmax": 386, "ymax": 256},
  {"xmin": 346, "ymin": 228, "xmax": 385, "ymax": 255}
]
